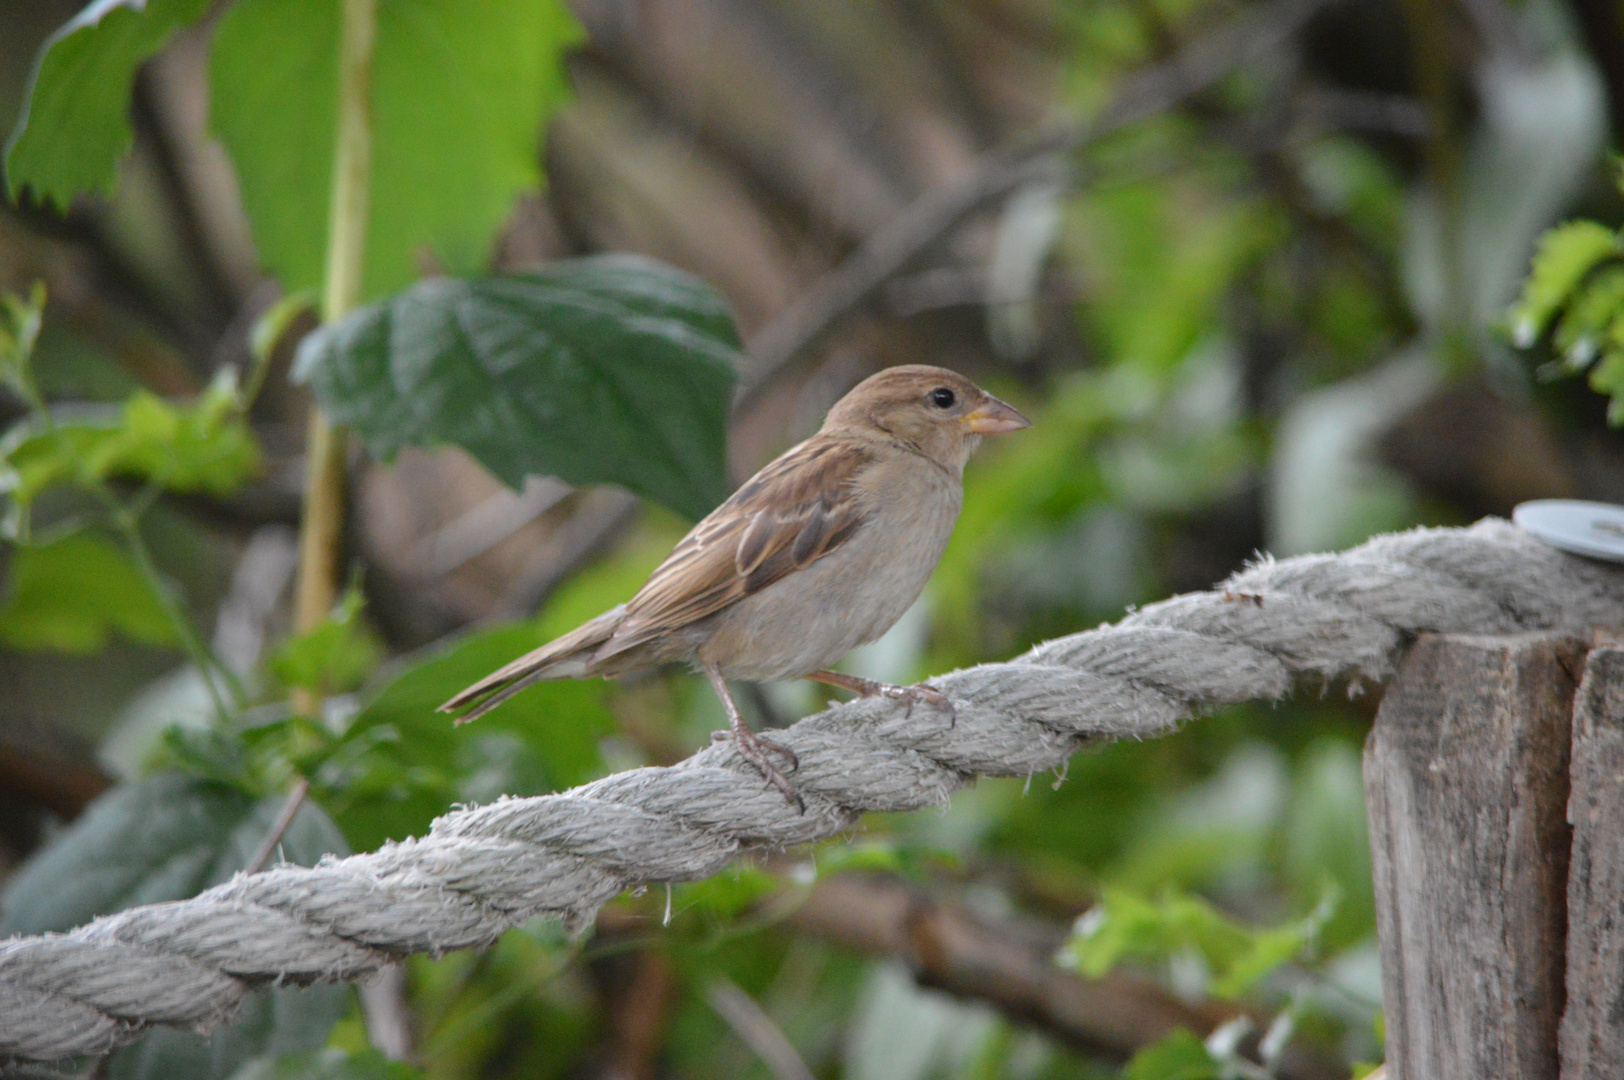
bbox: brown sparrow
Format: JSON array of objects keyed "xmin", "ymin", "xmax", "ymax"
[{"xmin": 440, "ymin": 365, "xmax": 1030, "ymax": 806}]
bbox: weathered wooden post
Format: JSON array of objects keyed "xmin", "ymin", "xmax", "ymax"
[
  {"xmin": 1365, "ymin": 632, "xmax": 1583, "ymax": 1080},
  {"xmin": 1366, "ymin": 631, "xmax": 1624, "ymax": 1080},
  {"xmin": 1560, "ymin": 643, "xmax": 1624, "ymax": 1078}
]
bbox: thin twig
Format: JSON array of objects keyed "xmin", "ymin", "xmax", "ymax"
[
  {"xmin": 704, "ymin": 977, "xmax": 816, "ymax": 1080},
  {"xmin": 106, "ymin": 500, "xmax": 237, "ymax": 721},
  {"xmin": 244, "ymin": 775, "xmax": 310, "ymax": 875},
  {"xmin": 738, "ymin": 0, "xmax": 1337, "ymax": 406}
]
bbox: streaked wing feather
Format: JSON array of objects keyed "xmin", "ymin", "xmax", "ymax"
[{"xmin": 595, "ymin": 438, "xmax": 872, "ymax": 659}]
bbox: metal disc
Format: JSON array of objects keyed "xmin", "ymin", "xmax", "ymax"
[{"xmin": 1513, "ymin": 500, "xmax": 1624, "ymax": 563}]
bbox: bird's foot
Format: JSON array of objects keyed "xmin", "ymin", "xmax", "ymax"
[
  {"xmin": 806, "ymin": 670, "xmax": 954, "ymax": 726},
  {"xmin": 711, "ymin": 727, "xmax": 804, "ymax": 812},
  {"xmin": 872, "ymin": 681, "xmax": 954, "ymax": 722}
]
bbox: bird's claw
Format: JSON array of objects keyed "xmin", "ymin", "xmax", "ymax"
[
  {"xmin": 711, "ymin": 728, "xmax": 805, "ymax": 812},
  {"xmin": 874, "ymin": 682, "xmax": 955, "ymax": 726},
  {"xmin": 710, "ymin": 728, "xmax": 799, "ymax": 770}
]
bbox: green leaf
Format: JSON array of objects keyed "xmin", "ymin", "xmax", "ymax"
[
  {"xmin": 209, "ymin": 0, "xmax": 582, "ymax": 303},
  {"xmin": 1123, "ymin": 1030, "xmax": 1222, "ymax": 1080},
  {"xmin": 269, "ymin": 585, "xmax": 383, "ymax": 699},
  {"xmin": 1059, "ymin": 886, "xmax": 1338, "ymax": 999},
  {"xmin": 5, "ymin": 0, "xmax": 212, "ymax": 206},
  {"xmin": 230, "ymin": 1048, "xmax": 427, "ymax": 1080},
  {"xmin": 0, "ymin": 532, "xmax": 178, "ymax": 652},
  {"xmin": 0, "ymin": 774, "xmax": 351, "ymax": 1080},
  {"xmin": 0, "ymin": 372, "xmax": 260, "ymax": 511},
  {"xmin": 293, "ymin": 257, "xmax": 739, "ymax": 520},
  {"xmin": 1509, "ymin": 220, "xmax": 1621, "ymax": 347},
  {"xmin": 1552, "ymin": 266, "xmax": 1624, "ymax": 370},
  {"xmin": 1592, "ymin": 349, "xmax": 1624, "ymax": 424}
]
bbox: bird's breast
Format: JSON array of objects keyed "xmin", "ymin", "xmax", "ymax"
[{"xmin": 699, "ymin": 457, "xmax": 962, "ymax": 681}]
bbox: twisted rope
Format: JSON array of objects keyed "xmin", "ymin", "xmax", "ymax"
[{"xmin": 4, "ymin": 519, "xmax": 1622, "ymax": 1062}]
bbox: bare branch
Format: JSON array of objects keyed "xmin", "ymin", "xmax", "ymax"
[
  {"xmin": 787, "ymin": 873, "xmax": 1344, "ymax": 1080},
  {"xmin": 739, "ymin": 0, "xmax": 1339, "ymax": 405},
  {"xmin": 244, "ymin": 776, "xmax": 311, "ymax": 876}
]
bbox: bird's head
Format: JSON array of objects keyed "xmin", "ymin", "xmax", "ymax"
[{"xmin": 821, "ymin": 364, "xmax": 1031, "ymax": 473}]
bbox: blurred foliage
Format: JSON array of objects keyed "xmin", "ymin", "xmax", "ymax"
[
  {"xmin": 4, "ymin": 0, "xmax": 211, "ymax": 205},
  {"xmin": 1121, "ymin": 1031, "xmax": 1220, "ymax": 1080},
  {"xmin": 0, "ymin": 531, "xmax": 178, "ymax": 651},
  {"xmin": 1060, "ymin": 885, "xmax": 1338, "ymax": 999},
  {"xmin": 231, "ymin": 1048, "xmax": 428, "ymax": 1080},
  {"xmin": 1511, "ymin": 206, "xmax": 1624, "ymax": 420},
  {"xmin": 269, "ymin": 585, "xmax": 383, "ymax": 698},
  {"xmin": 1, "ymin": 370, "xmax": 259, "ymax": 518},
  {"xmin": 3, "ymin": 0, "xmax": 1620, "ymax": 1075}
]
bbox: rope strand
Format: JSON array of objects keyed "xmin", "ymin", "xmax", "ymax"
[{"xmin": 3, "ymin": 519, "xmax": 1620, "ymax": 1062}]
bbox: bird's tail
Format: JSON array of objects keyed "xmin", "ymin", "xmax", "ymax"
[{"xmin": 438, "ymin": 604, "xmax": 626, "ymax": 724}]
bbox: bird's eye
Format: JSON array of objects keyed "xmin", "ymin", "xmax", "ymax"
[{"xmin": 929, "ymin": 387, "xmax": 956, "ymax": 409}]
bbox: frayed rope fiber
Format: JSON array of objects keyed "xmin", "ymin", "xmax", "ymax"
[{"xmin": 4, "ymin": 519, "xmax": 1622, "ymax": 1061}]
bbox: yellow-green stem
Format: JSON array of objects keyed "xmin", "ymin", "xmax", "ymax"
[{"xmin": 293, "ymin": 0, "xmax": 376, "ymax": 715}]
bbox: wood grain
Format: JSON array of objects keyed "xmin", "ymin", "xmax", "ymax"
[
  {"xmin": 1365, "ymin": 632, "xmax": 1584, "ymax": 1080},
  {"xmin": 1561, "ymin": 644, "xmax": 1624, "ymax": 1080}
]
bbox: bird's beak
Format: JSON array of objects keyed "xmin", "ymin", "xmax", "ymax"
[{"xmin": 964, "ymin": 396, "xmax": 1031, "ymax": 435}]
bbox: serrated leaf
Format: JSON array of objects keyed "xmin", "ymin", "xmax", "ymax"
[
  {"xmin": 5, "ymin": 0, "xmax": 211, "ymax": 207},
  {"xmin": 1123, "ymin": 1030, "xmax": 1221, "ymax": 1080},
  {"xmin": 1509, "ymin": 220, "xmax": 1621, "ymax": 347},
  {"xmin": 0, "ymin": 773, "xmax": 351, "ymax": 1080},
  {"xmin": 0, "ymin": 532, "xmax": 178, "ymax": 652},
  {"xmin": 209, "ymin": 0, "xmax": 582, "ymax": 303},
  {"xmin": 293, "ymin": 256, "xmax": 739, "ymax": 520},
  {"xmin": 230, "ymin": 1048, "xmax": 427, "ymax": 1080}
]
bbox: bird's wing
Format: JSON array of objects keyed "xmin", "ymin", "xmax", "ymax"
[{"xmin": 595, "ymin": 436, "xmax": 874, "ymax": 660}]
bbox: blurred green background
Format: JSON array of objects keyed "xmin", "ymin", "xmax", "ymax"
[{"xmin": 3, "ymin": 0, "xmax": 1623, "ymax": 1077}]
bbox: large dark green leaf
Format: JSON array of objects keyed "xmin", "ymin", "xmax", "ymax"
[
  {"xmin": 209, "ymin": 0, "xmax": 581, "ymax": 302},
  {"xmin": 5, "ymin": 0, "xmax": 211, "ymax": 206},
  {"xmin": 0, "ymin": 774, "xmax": 352, "ymax": 1080},
  {"xmin": 293, "ymin": 256, "xmax": 740, "ymax": 520}
]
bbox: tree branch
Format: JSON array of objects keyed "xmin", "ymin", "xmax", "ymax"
[
  {"xmin": 739, "ymin": 0, "xmax": 1339, "ymax": 405},
  {"xmin": 787, "ymin": 873, "xmax": 1343, "ymax": 1079}
]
